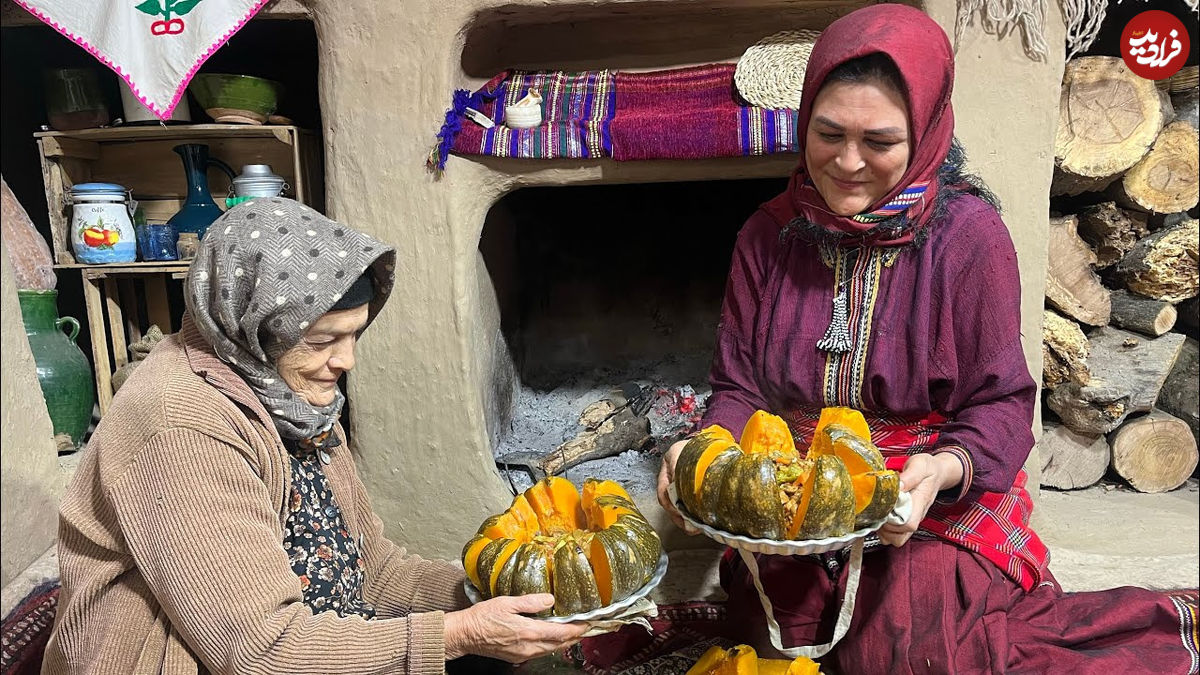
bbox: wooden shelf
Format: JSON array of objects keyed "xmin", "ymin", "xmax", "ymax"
[
  {"xmin": 54, "ymin": 261, "xmax": 191, "ymax": 272},
  {"xmin": 35, "ymin": 123, "xmax": 306, "ymax": 144},
  {"xmin": 37, "ymin": 124, "xmax": 322, "ymax": 265}
]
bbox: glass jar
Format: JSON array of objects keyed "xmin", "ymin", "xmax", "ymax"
[
  {"xmin": 176, "ymin": 232, "xmax": 200, "ymax": 260},
  {"xmin": 134, "ymin": 206, "xmax": 178, "ymax": 261},
  {"xmin": 45, "ymin": 68, "xmax": 110, "ymax": 131},
  {"xmin": 69, "ymin": 183, "xmax": 137, "ymax": 264}
]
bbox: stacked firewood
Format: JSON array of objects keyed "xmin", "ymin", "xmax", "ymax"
[{"xmin": 1041, "ymin": 58, "xmax": 1199, "ymax": 494}]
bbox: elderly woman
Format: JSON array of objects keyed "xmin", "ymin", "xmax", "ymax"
[
  {"xmin": 657, "ymin": 5, "xmax": 1196, "ymax": 672},
  {"xmin": 43, "ymin": 198, "xmax": 585, "ymax": 673}
]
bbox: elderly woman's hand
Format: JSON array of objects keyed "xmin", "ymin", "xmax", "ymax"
[
  {"xmin": 443, "ymin": 593, "xmax": 588, "ymax": 663},
  {"xmin": 878, "ymin": 452, "xmax": 963, "ymax": 548},
  {"xmin": 656, "ymin": 438, "xmax": 699, "ymax": 535}
]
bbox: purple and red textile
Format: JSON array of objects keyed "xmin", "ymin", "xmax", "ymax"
[
  {"xmin": 787, "ymin": 409, "xmax": 1048, "ymax": 591},
  {"xmin": 720, "ymin": 542, "xmax": 1199, "ymax": 673},
  {"xmin": 433, "ymin": 64, "xmax": 801, "ymax": 169}
]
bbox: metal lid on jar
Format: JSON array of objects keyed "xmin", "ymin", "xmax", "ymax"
[
  {"xmin": 70, "ymin": 182, "xmax": 127, "ymax": 197},
  {"xmin": 231, "ymin": 164, "xmax": 286, "ymax": 197}
]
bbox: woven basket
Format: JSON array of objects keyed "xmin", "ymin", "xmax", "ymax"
[
  {"xmin": 735, "ymin": 29, "xmax": 822, "ymax": 110},
  {"xmin": 1170, "ymin": 66, "xmax": 1198, "ymax": 93}
]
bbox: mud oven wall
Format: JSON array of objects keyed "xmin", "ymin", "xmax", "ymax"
[{"xmin": 306, "ymin": 0, "xmax": 1065, "ymax": 559}]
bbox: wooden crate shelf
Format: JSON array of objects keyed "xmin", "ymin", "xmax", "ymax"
[
  {"xmin": 64, "ymin": 263, "xmax": 193, "ymax": 414},
  {"xmin": 36, "ymin": 124, "xmax": 323, "ymax": 265},
  {"xmin": 35, "ymin": 123, "xmax": 323, "ymax": 416}
]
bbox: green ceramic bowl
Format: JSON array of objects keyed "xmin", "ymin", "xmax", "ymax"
[{"xmin": 189, "ymin": 74, "xmax": 283, "ymax": 125}]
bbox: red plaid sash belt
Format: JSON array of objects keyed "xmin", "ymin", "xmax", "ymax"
[{"xmin": 787, "ymin": 410, "xmax": 1050, "ymax": 591}]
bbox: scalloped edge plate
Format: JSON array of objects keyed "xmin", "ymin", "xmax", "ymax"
[
  {"xmin": 668, "ymin": 483, "xmax": 907, "ymax": 556},
  {"xmin": 464, "ymin": 550, "xmax": 669, "ymax": 623}
]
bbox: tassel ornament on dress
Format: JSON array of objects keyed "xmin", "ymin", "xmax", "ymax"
[{"xmin": 817, "ymin": 282, "xmax": 853, "ymax": 353}]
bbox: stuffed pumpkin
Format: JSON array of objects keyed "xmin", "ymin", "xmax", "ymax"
[
  {"xmin": 685, "ymin": 644, "xmax": 823, "ymax": 675},
  {"xmin": 461, "ymin": 477, "xmax": 663, "ymax": 616},
  {"xmin": 675, "ymin": 407, "xmax": 899, "ymax": 540}
]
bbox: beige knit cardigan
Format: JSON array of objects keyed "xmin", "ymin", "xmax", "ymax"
[{"xmin": 42, "ymin": 317, "xmax": 469, "ymax": 674}]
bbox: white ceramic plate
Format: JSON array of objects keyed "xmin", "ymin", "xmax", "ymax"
[
  {"xmin": 464, "ymin": 550, "xmax": 669, "ymax": 623},
  {"xmin": 668, "ymin": 483, "xmax": 910, "ymax": 556}
]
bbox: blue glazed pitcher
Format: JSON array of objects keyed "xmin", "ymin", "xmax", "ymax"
[{"xmin": 167, "ymin": 144, "xmax": 235, "ymax": 239}]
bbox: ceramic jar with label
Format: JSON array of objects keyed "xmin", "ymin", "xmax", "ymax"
[{"xmin": 69, "ymin": 183, "xmax": 137, "ymax": 264}]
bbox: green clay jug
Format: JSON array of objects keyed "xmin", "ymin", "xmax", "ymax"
[{"xmin": 17, "ymin": 289, "xmax": 95, "ymax": 449}]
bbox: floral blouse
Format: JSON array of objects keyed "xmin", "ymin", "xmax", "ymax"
[{"xmin": 282, "ymin": 442, "xmax": 376, "ymax": 619}]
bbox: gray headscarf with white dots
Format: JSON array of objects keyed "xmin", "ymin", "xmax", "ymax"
[{"xmin": 184, "ymin": 197, "xmax": 395, "ymax": 443}]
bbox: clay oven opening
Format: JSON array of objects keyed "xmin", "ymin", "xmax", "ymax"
[{"xmin": 478, "ymin": 178, "xmax": 787, "ymax": 496}]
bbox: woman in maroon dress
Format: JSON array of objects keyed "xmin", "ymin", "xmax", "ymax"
[{"xmin": 657, "ymin": 5, "xmax": 1198, "ymax": 672}]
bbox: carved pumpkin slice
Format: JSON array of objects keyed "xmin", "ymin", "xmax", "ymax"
[
  {"xmin": 853, "ymin": 470, "xmax": 900, "ymax": 528},
  {"xmin": 821, "ymin": 425, "xmax": 886, "ymax": 475},
  {"xmin": 759, "ymin": 657, "xmax": 823, "ymax": 675},
  {"xmin": 478, "ymin": 511, "xmax": 526, "ymax": 542},
  {"xmin": 507, "ymin": 493, "xmax": 540, "ymax": 536},
  {"xmin": 582, "ymin": 478, "xmax": 633, "ymax": 526},
  {"xmin": 587, "ymin": 495, "xmax": 639, "ymax": 530},
  {"xmin": 787, "ymin": 455, "xmax": 855, "ymax": 540},
  {"xmin": 685, "ymin": 645, "xmax": 728, "ymax": 675},
  {"xmin": 740, "ymin": 410, "xmax": 800, "ymax": 463},
  {"xmin": 552, "ymin": 534, "xmax": 603, "ymax": 615},
  {"xmin": 786, "ymin": 658, "xmax": 823, "ymax": 675},
  {"xmin": 527, "ymin": 476, "xmax": 585, "ymax": 536},
  {"xmin": 461, "ymin": 534, "xmax": 491, "ymax": 591},
  {"xmin": 689, "ymin": 438, "xmax": 738, "ymax": 497},
  {"xmin": 588, "ymin": 525, "xmax": 646, "ymax": 606},
  {"xmin": 814, "ymin": 406, "xmax": 871, "ymax": 441},
  {"xmin": 486, "ymin": 539, "xmax": 524, "ymax": 597}
]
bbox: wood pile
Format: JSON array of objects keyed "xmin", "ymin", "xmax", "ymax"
[{"xmin": 1041, "ymin": 58, "xmax": 1199, "ymax": 494}]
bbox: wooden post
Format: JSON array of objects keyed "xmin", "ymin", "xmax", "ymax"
[
  {"xmin": 103, "ymin": 278, "xmax": 127, "ymax": 369},
  {"xmin": 119, "ymin": 279, "xmax": 142, "ymax": 343},
  {"xmin": 145, "ymin": 274, "xmax": 172, "ymax": 333},
  {"xmin": 82, "ymin": 271, "xmax": 113, "ymax": 414}
]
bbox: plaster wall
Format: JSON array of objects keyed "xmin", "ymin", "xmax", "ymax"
[
  {"xmin": 309, "ymin": 0, "xmax": 1063, "ymax": 559},
  {"xmin": 0, "ymin": 244, "xmax": 65, "ymax": 587}
]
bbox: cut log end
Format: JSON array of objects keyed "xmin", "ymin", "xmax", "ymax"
[
  {"xmin": 1056, "ymin": 57, "xmax": 1166, "ymax": 179},
  {"xmin": 1042, "ymin": 309, "xmax": 1091, "ymax": 388},
  {"xmin": 1115, "ymin": 121, "xmax": 1200, "ymax": 214},
  {"xmin": 1046, "ymin": 215, "xmax": 1112, "ymax": 326},
  {"xmin": 1040, "ymin": 422, "xmax": 1109, "ymax": 490},
  {"xmin": 1108, "ymin": 289, "xmax": 1178, "ymax": 336},
  {"xmin": 1115, "ymin": 219, "xmax": 1200, "ymax": 303},
  {"xmin": 1109, "ymin": 409, "xmax": 1199, "ymax": 493},
  {"xmin": 1076, "ymin": 202, "xmax": 1149, "ymax": 269}
]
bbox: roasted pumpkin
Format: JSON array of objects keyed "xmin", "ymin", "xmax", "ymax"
[
  {"xmin": 685, "ymin": 644, "xmax": 823, "ymax": 675},
  {"xmin": 461, "ymin": 476, "xmax": 662, "ymax": 616},
  {"xmin": 675, "ymin": 407, "xmax": 900, "ymax": 540}
]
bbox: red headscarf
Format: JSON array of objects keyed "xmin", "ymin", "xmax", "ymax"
[{"xmin": 761, "ymin": 4, "xmax": 956, "ymax": 246}]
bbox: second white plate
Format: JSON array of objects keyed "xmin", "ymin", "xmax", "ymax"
[{"xmin": 668, "ymin": 483, "xmax": 911, "ymax": 556}]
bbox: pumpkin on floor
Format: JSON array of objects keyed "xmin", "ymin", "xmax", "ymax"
[
  {"xmin": 461, "ymin": 476, "xmax": 663, "ymax": 616},
  {"xmin": 685, "ymin": 644, "xmax": 823, "ymax": 675},
  {"xmin": 675, "ymin": 408, "xmax": 899, "ymax": 540}
]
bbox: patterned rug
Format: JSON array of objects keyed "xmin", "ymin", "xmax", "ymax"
[
  {"xmin": 1, "ymin": 580, "xmax": 59, "ymax": 675},
  {"xmin": 581, "ymin": 602, "xmax": 734, "ymax": 675}
]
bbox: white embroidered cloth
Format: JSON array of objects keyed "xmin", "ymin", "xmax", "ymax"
[{"xmin": 15, "ymin": 0, "xmax": 266, "ymax": 120}]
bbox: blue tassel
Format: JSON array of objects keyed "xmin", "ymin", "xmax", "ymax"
[{"xmin": 429, "ymin": 89, "xmax": 474, "ymax": 173}]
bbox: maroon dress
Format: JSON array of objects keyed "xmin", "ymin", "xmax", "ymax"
[{"xmin": 704, "ymin": 194, "xmax": 1199, "ymax": 673}]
